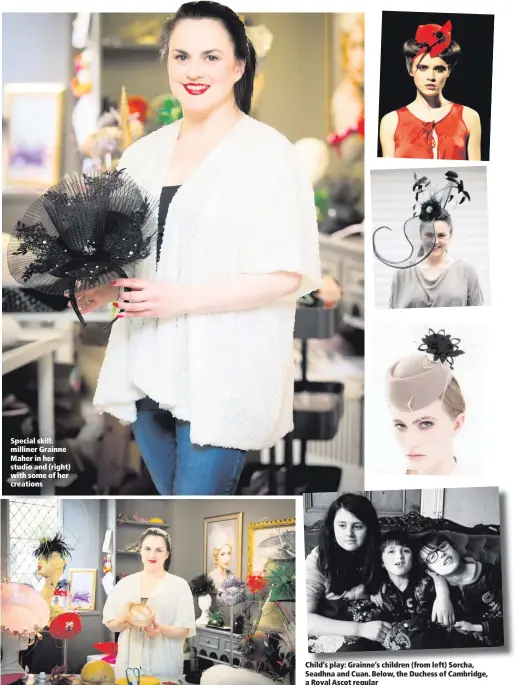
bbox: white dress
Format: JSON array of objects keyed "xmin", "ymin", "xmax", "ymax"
[
  {"xmin": 102, "ymin": 572, "xmax": 196, "ymax": 679},
  {"xmin": 93, "ymin": 114, "xmax": 322, "ymax": 451}
]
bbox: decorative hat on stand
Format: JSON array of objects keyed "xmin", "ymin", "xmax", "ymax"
[
  {"xmin": 373, "ymin": 170, "xmax": 470, "ymax": 269},
  {"xmin": 0, "ymin": 582, "xmax": 50, "ymax": 680},
  {"xmin": 387, "ymin": 328, "xmax": 465, "ymax": 413},
  {"xmin": 7, "ymin": 168, "xmax": 159, "ymax": 327},
  {"xmin": 79, "ymin": 87, "xmax": 145, "ymax": 172}
]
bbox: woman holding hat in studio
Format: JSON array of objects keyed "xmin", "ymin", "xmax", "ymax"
[
  {"xmin": 71, "ymin": 1, "xmax": 321, "ymax": 496},
  {"xmin": 102, "ymin": 527, "xmax": 195, "ymax": 679}
]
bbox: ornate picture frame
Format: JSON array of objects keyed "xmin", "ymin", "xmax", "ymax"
[
  {"xmin": 203, "ymin": 513, "xmax": 243, "ymax": 587},
  {"xmin": 247, "ymin": 517, "xmax": 295, "ymax": 575}
]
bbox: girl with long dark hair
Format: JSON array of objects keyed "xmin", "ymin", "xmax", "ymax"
[
  {"xmin": 306, "ymin": 493, "xmax": 391, "ymax": 648},
  {"xmin": 75, "ymin": 1, "xmax": 320, "ymax": 496}
]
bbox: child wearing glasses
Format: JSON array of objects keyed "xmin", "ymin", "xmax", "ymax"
[{"xmin": 418, "ymin": 533, "xmax": 504, "ymax": 647}]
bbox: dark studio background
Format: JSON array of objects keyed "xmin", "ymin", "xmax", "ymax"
[{"xmin": 377, "ymin": 11, "xmax": 494, "ymax": 160}]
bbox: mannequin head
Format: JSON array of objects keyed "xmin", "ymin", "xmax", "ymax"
[{"xmin": 33, "ymin": 534, "xmax": 73, "ymax": 579}]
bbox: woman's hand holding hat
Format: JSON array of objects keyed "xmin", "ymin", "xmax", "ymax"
[
  {"xmin": 111, "ymin": 278, "xmax": 188, "ymax": 319},
  {"xmin": 144, "ymin": 618, "xmax": 163, "ymax": 637}
]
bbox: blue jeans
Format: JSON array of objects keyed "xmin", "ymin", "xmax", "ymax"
[{"xmin": 132, "ymin": 399, "xmax": 247, "ymax": 495}]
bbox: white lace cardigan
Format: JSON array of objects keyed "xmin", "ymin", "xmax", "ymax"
[{"xmin": 93, "ymin": 114, "xmax": 321, "ymax": 450}]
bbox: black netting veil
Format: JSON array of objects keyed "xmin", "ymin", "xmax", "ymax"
[
  {"xmin": 7, "ymin": 169, "xmax": 159, "ymax": 327},
  {"xmin": 373, "ymin": 170, "xmax": 471, "ymax": 270}
]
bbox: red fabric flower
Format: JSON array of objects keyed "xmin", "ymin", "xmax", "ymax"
[
  {"xmin": 413, "ymin": 21, "xmax": 452, "ymax": 61},
  {"xmin": 128, "ymin": 96, "xmax": 150, "ymax": 124},
  {"xmin": 327, "ymin": 112, "xmax": 365, "ymax": 155},
  {"xmin": 246, "ymin": 572, "xmax": 268, "ymax": 594},
  {"xmin": 356, "ymin": 114, "xmax": 365, "ymax": 138},
  {"xmin": 49, "ymin": 611, "xmax": 82, "ymax": 639},
  {"xmin": 94, "ymin": 641, "xmax": 118, "ymax": 655}
]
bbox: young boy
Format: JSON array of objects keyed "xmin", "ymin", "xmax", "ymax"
[
  {"xmin": 418, "ymin": 533, "xmax": 504, "ymax": 647},
  {"xmin": 371, "ymin": 531, "xmax": 455, "ymax": 650}
]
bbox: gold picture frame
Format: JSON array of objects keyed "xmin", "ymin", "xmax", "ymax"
[
  {"xmin": 203, "ymin": 513, "xmax": 243, "ymax": 586},
  {"xmin": 247, "ymin": 517, "xmax": 295, "ymax": 575},
  {"xmin": 4, "ymin": 83, "xmax": 65, "ymax": 189},
  {"xmin": 67, "ymin": 568, "xmax": 96, "ymax": 611}
]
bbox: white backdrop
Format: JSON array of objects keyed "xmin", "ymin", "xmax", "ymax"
[
  {"xmin": 367, "ymin": 319, "xmax": 487, "ymax": 479},
  {"xmin": 371, "ymin": 165, "xmax": 491, "ymax": 308}
]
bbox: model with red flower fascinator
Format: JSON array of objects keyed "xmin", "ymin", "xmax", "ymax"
[{"xmin": 379, "ymin": 16, "xmax": 482, "ymax": 161}]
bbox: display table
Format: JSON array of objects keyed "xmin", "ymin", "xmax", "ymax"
[{"xmin": 2, "ymin": 329, "xmax": 69, "ymax": 495}]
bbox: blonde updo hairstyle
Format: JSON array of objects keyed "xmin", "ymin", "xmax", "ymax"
[
  {"xmin": 213, "ymin": 543, "xmax": 232, "ymax": 566},
  {"xmin": 441, "ymin": 375, "xmax": 466, "ymax": 420}
]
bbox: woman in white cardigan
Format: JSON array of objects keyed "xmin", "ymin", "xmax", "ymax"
[
  {"xmin": 73, "ymin": 2, "xmax": 321, "ymax": 495},
  {"xmin": 102, "ymin": 527, "xmax": 195, "ymax": 679}
]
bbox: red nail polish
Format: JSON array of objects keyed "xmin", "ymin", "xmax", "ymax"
[
  {"xmin": 111, "ymin": 281, "xmax": 117, "ymax": 285},
  {"xmin": 116, "ymin": 315, "xmax": 124, "ymax": 319},
  {"xmin": 113, "ymin": 302, "xmax": 119, "ymax": 308}
]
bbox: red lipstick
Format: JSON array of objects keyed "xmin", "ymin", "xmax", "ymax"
[{"xmin": 183, "ymin": 83, "xmax": 210, "ymax": 95}]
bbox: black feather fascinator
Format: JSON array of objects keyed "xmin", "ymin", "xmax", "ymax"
[
  {"xmin": 33, "ymin": 532, "xmax": 74, "ymax": 560},
  {"xmin": 189, "ymin": 573, "xmax": 216, "ymax": 597},
  {"xmin": 7, "ymin": 169, "xmax": 159, "ymax": 327},
  {"xmin": 373, "ymin": 169, "xmax": 470, "ymax": 269}
]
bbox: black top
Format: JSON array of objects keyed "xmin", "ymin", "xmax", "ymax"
[{"xmin": 157, "ymin": 185, "xmax": 180, "ymax": 264}]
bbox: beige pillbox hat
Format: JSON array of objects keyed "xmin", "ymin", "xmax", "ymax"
[{"xmin": 387, "ymin": 354, "xmax": 452, "ymax": 412}]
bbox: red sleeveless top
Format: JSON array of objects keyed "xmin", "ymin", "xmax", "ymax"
[{"xmin": 394, "ymin": 103, "xmax": 468, "ymax": 160}]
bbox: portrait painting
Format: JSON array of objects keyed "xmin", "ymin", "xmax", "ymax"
[{"xmin": 203, "ymin": 513, "xmax": 242, "ymax": 590}]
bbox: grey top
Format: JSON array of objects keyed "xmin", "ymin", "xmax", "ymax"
[
  {"xmin": 389, "ymin": 259, "xmax": 484, "ymax": 309},
  {"xmin": 305, "ymin": 547, "xmax": 328, "ymax": 610}
]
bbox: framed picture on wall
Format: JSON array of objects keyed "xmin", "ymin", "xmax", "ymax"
[
  {"xmin": 203, "ymin": 513, "xmax": 242, "ymax": 590},
  {"xmin": 4, "ymin": 83, "xmax": 65, "ymax": 189},
  {"xmin": 68, "ymin": 569, "xmax": 96, "ymax": 611},
  {"xmin": 247, "ymin": 518, "xmax": 295, "ymax": 575}
]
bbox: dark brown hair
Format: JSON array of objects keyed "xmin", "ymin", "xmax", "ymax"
[
  {"xmin": 140, "ymin": 527, "xmax": 171, "ymax": 571},
  {"xmin": 317, "ymin": 493, "xmax": 383, "ymax": 594},
  {"xmin": 159, "ymin": 1, "xmax": 257, "ymax": 114},
  {"xmin": 403, "ymin": 39, "xmax": 461, "ymax": 73}
]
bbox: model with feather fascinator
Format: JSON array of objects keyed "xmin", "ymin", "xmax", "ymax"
[{"xmin": 373, "ymin": 169, "xmax": 483, "ymax": 309}]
